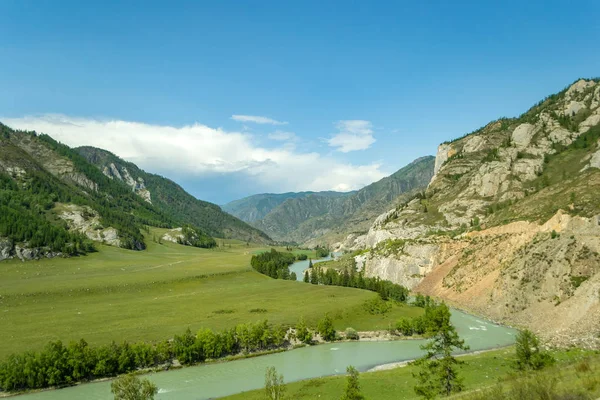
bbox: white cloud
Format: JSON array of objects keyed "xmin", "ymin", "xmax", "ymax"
[
  {"xmin": 268, "ymin": 130, "xmax": 297, "ymax": 141},
  {"xmin": 2, "ymin": 114, "xmax": 387, "ymax": 193},
  {"xmin": 328, "ymin": 120, "xmax": 376, "ymax": 152},
  {"xmin": 231, "ymin": 114, "xmax": 287, "ymax": 125}
]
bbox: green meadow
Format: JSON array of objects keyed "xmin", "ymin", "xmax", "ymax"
[
  {"xmin": 0, "ymin": 230, "xmax": 422, "ymax": 357},
  {"xmin": 223, "ymin": 348, "xmax": 600, "ymax": 400}
]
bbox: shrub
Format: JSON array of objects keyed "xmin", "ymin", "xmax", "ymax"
[
  {"xmin": 345, "ymin": 328, "xmax": 359, "ymax": 340},
  {"xmin": 317, "ymin": 314, "xmax": 336, "ymax": 341},
  {"xmin": 363, "ymin": 297, "xmax": 392, "ymax": 315}
]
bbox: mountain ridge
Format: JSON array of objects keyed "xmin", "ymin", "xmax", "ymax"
[
  {"xmin": 227, "ymin": 156, "xmax": 435, "ymax": 244},
  {"xmin": 0, "ymin": 124, "xmax": 270, "ymax": 262},
  {"xmin": 336, "ymin": 78, "xmax": 600, "ymax": 348},
  {"xmin": 76, "ymin": 146, "xmax": 271, "ymax": 244}
]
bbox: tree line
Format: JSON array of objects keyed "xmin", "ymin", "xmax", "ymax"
[
  {"xmin": 0, "ymin": 316, "xmax": 343, "ymax": 392},
  {"xmin": 250, "ymin": 249, "xmax": 298, "ymax": 279},
  {"xmin": 304, "ymin": 264, "xmax": 409, "ymax": 302}
]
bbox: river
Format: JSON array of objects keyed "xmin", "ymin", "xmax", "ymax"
[
  {"xmin": 16, "ymin": 257, "xmax": 517, "ymax": 400},
  {"xmin": 288, "ymin": 251, "xmax": 340, "ymax": 281}
]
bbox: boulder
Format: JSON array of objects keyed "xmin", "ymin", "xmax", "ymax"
[{"xmin": 0, "ymin": 238, "xmax": 13, "ymax": 261}]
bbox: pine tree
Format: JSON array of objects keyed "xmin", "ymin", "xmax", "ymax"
[
  {"xmin": 413, "ymin": 303, "xmax": 469, "ymax": 399},
  {"xmin": 303, "ymin": 270, "xmax": 310, "ymax": 283},
  {"xmin": 341, "ymin": 366, "xmax": 365, "ymax": 400},
  {"xmin": 514, "ymin": 330, "xmax": 555, "ymax": 370}
]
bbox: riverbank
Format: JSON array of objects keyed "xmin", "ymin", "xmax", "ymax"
[
  {"xmin": 9, "ymin": 309, "xmax": 519, "ymax": 400},
  {"xmin": 367, "ymin": 345, "xmax": 512, "ymax": 372},
  {"xmin": 0, "ymin": 328, "xmax": 425, "ymax": 398},
  {"xmin": 221, "ymin": 347, "xmax": 599, "ymax": 400}
]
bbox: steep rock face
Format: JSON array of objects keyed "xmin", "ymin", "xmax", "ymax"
[
  {"xmin": 359, "ymin": 241, "xmax": 442, "ymax": 289},
  {"xmin": 9, "ymin": 132, "xmax": 98, "ymax": 192},
  {"xmin": 340, "ymin": 79, "xmax": 600, "ymax": 347},
  {"xmin": 415, "ymin": 211, "xmax": 600, "ymax": 348},
  {"xmin": 102, "ymin": 162, "xmax": 152, "ymax": 203}
]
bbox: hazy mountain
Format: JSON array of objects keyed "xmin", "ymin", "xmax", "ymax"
[
  {"xmin": 226, "ymin": 156, "xmax": 435, "ymax": 244},
  {"xmin": 223, "ymin": 191, "xmax": 354, "ymax": 223}
]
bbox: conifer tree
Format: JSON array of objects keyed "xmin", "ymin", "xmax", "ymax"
[
  {"xmin": 341, "ymin": 366, "xmax": 365, "ymax": 400},
  {"xmin": 413, "ymin": 303, "xmax": 469, "ymax": 399}
]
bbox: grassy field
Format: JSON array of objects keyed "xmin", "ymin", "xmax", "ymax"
[
  {"xmin": 0, "ymin": 230, "xmax": 422, "ymax": 357},
  {"xmin": 223, "ymin": 347, "xmax": 600, "ymax": 400}
]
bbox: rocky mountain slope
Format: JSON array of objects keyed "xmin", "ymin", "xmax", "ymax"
[
  {"xmin": 0, "ymin": 124, "xmax": 269, "ymax": 261},
  {"xmin": 227, "ymin": 156, "xmax": 434, "ymax": 244},
  {"xmin": 223, "ymin": 191, "xmax": 353, "ymax": 223},
  {"xmin": 339, "ymin": 79, "xmax": 600, "ymax": 348},
  {"xmin": 76, "ymin": 146, "xmax": 270, "ymax": 243}
]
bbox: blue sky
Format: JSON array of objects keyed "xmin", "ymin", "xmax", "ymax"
[{"xmin": 1, "ymin": 0, "xmax": 599, "ymax": 204}]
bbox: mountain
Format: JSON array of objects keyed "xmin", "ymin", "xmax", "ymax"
[
  {"xmin": 339, "ymin": 78, "xmax": 600, "ymax": 348},
  {"xmin": 223, "ymin": 191, "xmax": 353, "ymax": 223},
  {"xmin": 0, "ymin": 124, "xmax": 269, "ymax": 261},
  {"xmin": 76, "ymin": 146, "xmax": 270, "ymax": 244},
  {"xmin": 226, "ymin": 156, "xmax": 435, "ymax": 244}
]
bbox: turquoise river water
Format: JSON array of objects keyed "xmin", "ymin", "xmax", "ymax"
[{"xmin": 16, "ymin": 258, "xmax": 517, "ymax": 400}]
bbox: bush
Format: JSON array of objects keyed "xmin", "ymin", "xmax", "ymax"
[
  {"xmin": 317, "ymin": 314, "xmax": 336, "ymax": 342},
  {"xmin": 363, "ymin": 297, "xmax": 392, "ymax": 315},
  {"xmin": 345, "ymin": 328, "xmax": 359, "ymax": 340},
  {"xmin": 111, "ymin": 374, "xmax": 158, "ymax": 400},
  {"xmin": 395, "ymin": 319, "xmax": 413, "ymax": 336},
  {"xmin": 295, "ymin": 317, "xmax": 313, "ymax": 344}
]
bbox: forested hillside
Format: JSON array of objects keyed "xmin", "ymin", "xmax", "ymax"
[
  {"xmin": 0, "ymin": 123, "xmax": 268, "ymax": 261},
  {"xmin": 76, "ymin": 146, "xmax": 271, "ymax": 243}
]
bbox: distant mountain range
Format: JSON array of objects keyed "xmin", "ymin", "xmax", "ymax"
[{"xmin": 223, "ymin": 156, "xmax": 435, "ymax": 244}]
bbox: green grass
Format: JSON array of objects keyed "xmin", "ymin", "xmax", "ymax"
[
  {"xmin": 223, "ymin": 348, "xmax": 599, "ymax": 400},
  {"xmin": 0, "ymin": 230, "xmax": 422, "ymax": 357}
]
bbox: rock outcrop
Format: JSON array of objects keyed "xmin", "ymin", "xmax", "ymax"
[
  {"xmin": 102, "ymin": 162, "xmax": 152, "ymax": 203},
  {"xmin": 57, "ymin": 203, "xmax": 121, "ymax": 247},
  {"xmin": 336, "ymin": 79, "xmax": 600, "ymax": 348}
]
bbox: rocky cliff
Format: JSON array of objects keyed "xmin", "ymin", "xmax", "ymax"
[{"xmin": 336, "ymin": 79, "xmax": 600, "ymax": 348}]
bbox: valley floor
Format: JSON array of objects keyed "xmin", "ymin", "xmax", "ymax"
[
  {"xmin": 222, "ymin": 347, "xmax": 600, "ymax": 400},
  {"xmin": 0, "ymin": 231, "xmax": 422, "ymax": 357}
]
